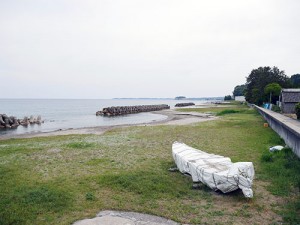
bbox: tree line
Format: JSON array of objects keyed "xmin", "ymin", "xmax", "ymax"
[{"xmin": 231, "ymin": 66, "xmax": 300, "ymax": 105}]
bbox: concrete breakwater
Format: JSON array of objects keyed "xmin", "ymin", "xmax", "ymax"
[
  {"xmin": 175, "ymin": 102, "xmax": 195, "ymax": 107},
  {"xmin": 96, "ymin": 104, "xmax": 170, "ymax": 116},
  {"xmin": 0, "ymin": 114, "xmax": 43, "ymax": 129}
]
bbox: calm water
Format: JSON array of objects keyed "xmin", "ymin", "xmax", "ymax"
[{"xmin": 0, "ymin": 99, "xmax": 214, "ymax": 136}]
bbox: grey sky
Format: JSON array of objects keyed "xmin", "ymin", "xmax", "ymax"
[{"xmin": 1, "ymin": 0, "xmax": 299, "ymax": 99}]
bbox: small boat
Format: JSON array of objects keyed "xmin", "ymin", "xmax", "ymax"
[{"xmin": 172, "ymin": 142, "xmax": 255, "ymax": 198}]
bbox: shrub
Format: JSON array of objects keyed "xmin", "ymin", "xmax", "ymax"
[
  {"xmin": 261, "ymin": 152, "xmax": 274, "ymax": 162},
  {"xmin": 216, "ymin": 109, "xmax": 240, "ymax": 116},
  {"xmin": 271, "ymin": 105, "xmax": 281, "ymax": 113},
  {"xmin": 295, "ymin": 103, "xmax": 300, "ymax": 119},
  {"xmin": 85, "ymin": 192, "xmax": 95, "ymax": 201}
]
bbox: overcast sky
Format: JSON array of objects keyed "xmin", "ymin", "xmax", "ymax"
[{"xmin": 0, "ymin": 0, "xmax": 299, "ymax": 99}]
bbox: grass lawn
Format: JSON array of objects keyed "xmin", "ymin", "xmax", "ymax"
[
  {"xmin": 0, "ymin": 104, "xmax": 299, "ymax": 224},
  {"xmin": 177, "ymin": 101, "xmax": 244, "ymax": 116}
]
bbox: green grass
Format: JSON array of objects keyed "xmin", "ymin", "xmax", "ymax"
[
  {"xmin": 0, "ymin": 104, "xmax": 299, "ymax": 224},
  {"xmin": 177, "ymin": 103, "xmax": 249, "ymax": 116},
  {"xmin": 260, "ymin": 148, "xmax": 300, "ymax": 224},
  {"xmin": 261, "ymin": 148, "xmax": 300, "ymax": 195},
  {"xmin": 66, "ymin": 141, "xmax": 95, "ymax": 149}
]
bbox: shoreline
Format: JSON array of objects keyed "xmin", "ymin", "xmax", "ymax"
[{"xmin": 0, "ymin": 109, "xmax": 217, "ymax": 140}]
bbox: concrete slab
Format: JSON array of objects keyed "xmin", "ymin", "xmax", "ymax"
[{"xmin": 73, "ymin": 210, "xmax": 179, "ymax": 225}]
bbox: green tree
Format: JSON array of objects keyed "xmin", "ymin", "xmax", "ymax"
[
  {"xmin": 245, "ymin": 66, "xmax": 290, "ymax": 105},
  {"xmin": 233, "ymin": 85, "xmax": 246, "ymax": 97},
  {"xmin": 224, "ymin": 95, "xmax": 232, "ymax": 100},
  {"xmin": 264, "ymin": 83, "xmax": 281, "ymax": 104},
  {"xmin": 291, "ymin": 74, "xmax": 300, "ymax": 88},
  {"xmin": 295, "ymin": 103, "xmax": 300, "ymax": 119}
]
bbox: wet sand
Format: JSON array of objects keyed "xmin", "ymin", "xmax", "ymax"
[{"xmin": 0, "ymin": 109, "xmax": 217, "ymax": 140}]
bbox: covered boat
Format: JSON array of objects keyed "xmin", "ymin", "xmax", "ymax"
[{"xmin": 172, "ymin": 142, "xmax": 255, "ymax": 198}]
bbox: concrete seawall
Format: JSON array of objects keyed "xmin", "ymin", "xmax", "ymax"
[{"xmin": 255, "ymin": 106, "xmax": 300, "ymax": 158}]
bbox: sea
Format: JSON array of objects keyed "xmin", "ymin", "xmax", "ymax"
[{"xmin": 0, "ymin": 98, "xmax": 221, "ymax": 136}]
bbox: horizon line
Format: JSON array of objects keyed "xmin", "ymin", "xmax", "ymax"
[{"xmin": 0, "ymin": 96, "xmax": 224, "ymax": 100}]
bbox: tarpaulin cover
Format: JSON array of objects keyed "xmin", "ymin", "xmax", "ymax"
[{"xmin": 172, "ymin": 142, "xmax": 255, "ymax": 198}]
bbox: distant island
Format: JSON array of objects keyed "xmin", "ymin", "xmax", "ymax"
[{"xmin": 175, "ymin": 96, "xmax": 186, "ymax": 100}]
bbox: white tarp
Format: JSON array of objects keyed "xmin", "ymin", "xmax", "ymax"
[
  {"xmin": 269, "ymin": 145, "xmax": 284, "ymax": 152},
  {"xmin": 172, "ymin": 142, "xmax": 255, "ymax": 198}
]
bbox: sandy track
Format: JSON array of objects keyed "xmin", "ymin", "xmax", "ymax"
[{"xmin": 0, "ymin": 109, "xmax": 216, "ymax": 140}]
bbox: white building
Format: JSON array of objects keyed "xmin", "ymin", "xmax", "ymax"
[{"xmin": 234, "ymin": 96, "xmax": 246, "ymax": 102}]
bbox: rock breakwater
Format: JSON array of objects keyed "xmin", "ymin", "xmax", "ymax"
[
  {"xmin": 175, "ymin": 102, "xmax": 195, "ymax": 107},
  {"xmin": 0, "ymin": 114, "xmax": 43, "ymax": 129},
  {"xmin": 96, "ymin": 104, "xmax": 170, "ymax": 116}
]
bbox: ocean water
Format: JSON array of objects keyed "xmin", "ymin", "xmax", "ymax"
[{"xmin": 0, "ymin": 99, "xmax": 213, "ymax": 136}]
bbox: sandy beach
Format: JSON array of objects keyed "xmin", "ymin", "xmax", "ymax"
[{"xmin": 0, "ymin": 109, "xmax": 217, "ymax": 140}]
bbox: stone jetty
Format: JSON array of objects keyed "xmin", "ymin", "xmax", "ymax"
[
  {"xmin": 175, "ymin": 102, "xmax": 195, "ymax": 107},
  {"xmin": 96, "ymin": 104, "xmax": 170, "ymax": 116},
  {"xmin": 0, "ymin": 114, "xmax": 43, "ymax": 129}
]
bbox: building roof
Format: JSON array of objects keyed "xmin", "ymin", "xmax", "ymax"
[
  {"xmin": 282, "ymin": 88, "xmax": 300, "ymax": 92},
  {"xmin": 281, "ymin": 89, "xmax": 300, "ymax": 103}
]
